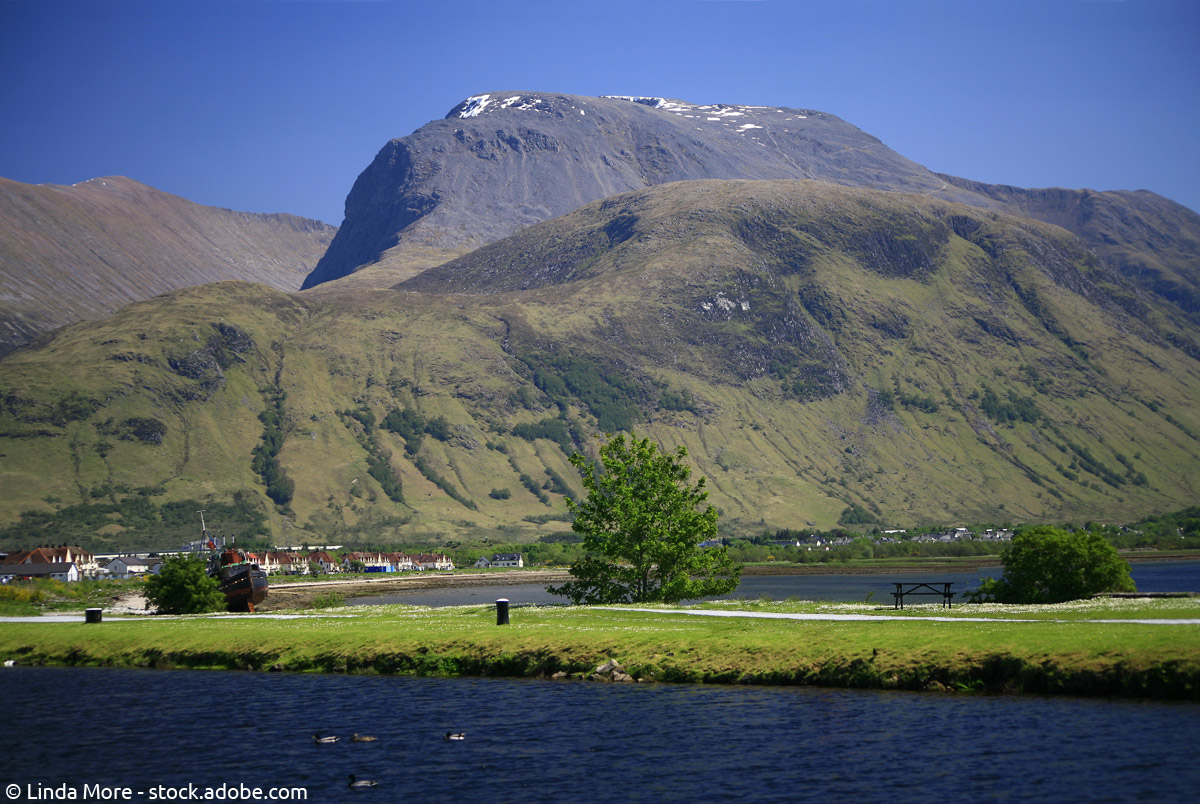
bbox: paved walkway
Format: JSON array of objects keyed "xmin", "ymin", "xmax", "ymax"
[
  {"xmin": 0, "ymin": 613, "xmax": 353, "ymax": 623},
  {"xmin": 3, "ymin": 608, "xmax": 1198, "ymax": 625},
  {"xmin": 612, "ymin": 608, "xmax": 1200, "ymax": 625}
]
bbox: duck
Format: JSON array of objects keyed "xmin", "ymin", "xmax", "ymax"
[
  {"xmin": 313, "ymin": 733, "xmax": 339, "ymax": 744},
  {"xmin": 444, "ymin": 731, "xmax": 466, "ymax": 741},
  {"xmin": 350, "ymin": 733, "xmax": 377, "ymax": 742},
  {"xmin": 347, "ymin": 775, "xmax": 378, "ymax": 789}
]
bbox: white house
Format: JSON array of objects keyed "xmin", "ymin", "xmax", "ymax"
[
  {"xmin": 306, "ymin": 551, "xmax": 340, "ymax": 574},
  {"xmin": 413, "ymin": 553, "xmax": 454, "ymax": 571},
  {"xmin": 490, "ymin": 553, "xmax": 523, "ymax": 568},
  {"xmin": 0, "ymin": 562, "xmax": 81, "ymax": 583},
  {"xmin": 386, "ymin": 552, "xmax": 416, "ymax": 572},
  {"xmin": 103, "ymin": 556, "xmax": 161, "ymax": 579}
]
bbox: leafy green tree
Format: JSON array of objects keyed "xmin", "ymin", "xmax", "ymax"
[
  {"xmin": 143, "ymin": 555, "xmax": 225, "ymax": 614},
  {"xmin": 548, "ymin": 432, "xmax": 741, "ymax": 604},
  {"xmin": 972, "ymin": 526, "xmax": 1135, "ymax": 603}
]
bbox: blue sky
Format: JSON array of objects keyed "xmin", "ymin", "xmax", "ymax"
[{"xmin": 2, "ymin": 0, "xmax": 1197, "ymax": 225}]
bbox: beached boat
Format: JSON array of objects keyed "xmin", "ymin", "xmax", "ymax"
[
  {"xmin": 198, "ymin": 511, "xmax": 268, "ymax": 612},
  {"xmin": 209, "ymin": 546, "xmax": 269, "ymax": 612}
]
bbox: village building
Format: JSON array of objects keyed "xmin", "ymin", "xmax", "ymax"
[
  {"xmin": 306, "ymin": 551, "xmax": 340, "ymax": 574},
  {"xmin": 103, "ymin": 555, "xmax": 163, "ymax": 579},
  {"xmin": 385, "ymin": 552, "xmax": 416, "ymax": 572},
  {"xmin": 476, "ymin": 553, "xmax": 523, "ymax": 568},
  {"xmin": 0, "ymin": 562, "xmax": 81, "ymax": 583},
  {"xmin": 413, "ymin": 553, "xmax": 454, "ymax": 571},
  {"xmin": 2, "ymin": 545, "xmax": 100, "ymax": 579}
]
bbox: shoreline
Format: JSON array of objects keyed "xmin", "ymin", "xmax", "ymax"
[
  {"xmin": 2, "ymin": 598, "xmax": 1197, "ymax": 699},
  {"xmin": 259, "ymin": 552, "xmax": 1195, "ymax": 610}
]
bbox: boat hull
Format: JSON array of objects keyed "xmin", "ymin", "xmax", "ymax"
[{"xmin": 217, "ymin": 564, "xmax": 269, "ymax": 612}]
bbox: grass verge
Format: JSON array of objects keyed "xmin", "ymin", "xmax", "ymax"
[{"xmin": 1, "ymin": 599, "xmax": 1198, "ymax": 699}]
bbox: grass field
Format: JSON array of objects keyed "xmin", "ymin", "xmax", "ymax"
[{"xmin": 2, "ymin": 597, "xmax": 1197, "ymax": 699}]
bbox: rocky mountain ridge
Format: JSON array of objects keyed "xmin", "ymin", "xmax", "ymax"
[
  {"xmin": 304, "ymin": 91, "xmax": 1200, "ymax": 332},
  {"xmin": 303, "ymin": 91, "xmax": 995, "ymax": 289},
  {"xmin": 0, "ymin": 175, "xmax": 336, "ymax": 355}
]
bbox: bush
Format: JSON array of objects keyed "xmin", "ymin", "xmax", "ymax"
[
  {"xmin": 310, "ymin": 591, "xmax": 345, "ymax": 609},
  {"xmin": 143, "ymin": 555, "xmax": 225, "ymax": 614},
  {"xmin": 971, "ymin": 526, "xmax": 1135, "ymax": 604}
]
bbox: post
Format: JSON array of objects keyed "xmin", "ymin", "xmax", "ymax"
[
  {"xmin": 85, "ymin": 608, "xmax": 102, "ymax": 624},
  {"xmin": 496, "ymin": 598, "xmax": 510, "ymax": 626}
]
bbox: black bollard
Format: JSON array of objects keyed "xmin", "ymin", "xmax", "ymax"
[
  {"xmin": 85, "ymin": 608, "xmax": 102, "ymax": 624},
  {"xmin": 496, "ymin": 598, "xmax": 510, "ymax": 626}
]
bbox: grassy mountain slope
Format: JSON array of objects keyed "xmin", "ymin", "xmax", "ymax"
[
  {"xmin": 2, "ymin": 181, "xmax": 1198, "ymax": 551},
  {"xmin": 0, "ymin": 176, "xmax": 336, "ymax": 355},
  {"xmin": 939, "ymin": 175, "xmax": 1200, "ymax": 326}
]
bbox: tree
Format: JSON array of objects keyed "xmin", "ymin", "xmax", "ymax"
[
  {"xmin": 972, "ymin": 526, "xmax": 1135, "ymax": 603},
  {"xmin": 547, "ymin": 432, "xmax": 741, "ymax": 604},
  {"xmin": 143, "ymin": 555, "xmax": 225, "ymax": 614}
]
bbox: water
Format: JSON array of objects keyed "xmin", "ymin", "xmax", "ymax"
[
  {"xmin": 1, "ymin": 666, "xmax": 1197, "ymax": 803},
  {"xmin": 349, "ymin": 560, "xmax": 1200, "ymax": 608}
]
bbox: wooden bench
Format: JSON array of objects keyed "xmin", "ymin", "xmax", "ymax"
[{"xmin": 893, "ymin": 582, "xmax": 955, "ymax": 609}]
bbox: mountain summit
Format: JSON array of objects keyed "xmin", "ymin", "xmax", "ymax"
[
  {"xmin": 302, "ymin": 91, "xmax": 989, "ymax": 289},
  {"xmin": 305, "ymin": 91, "xmax": 1200, "ymax": 333}
]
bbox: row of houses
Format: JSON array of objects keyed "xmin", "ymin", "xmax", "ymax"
[
  {"xmin": 0, "ymin": 545, "xmax": 456, "ymax": 582},
  {"xmin": 178, "ymin": 549, "xmax": 455, "ymax": 576},
  {"xmin": 296, "ymin": 550, "xmax": 454, "ymax": 574},
  {"xmin": 0, "ymin": 546, "xmax": 101, "ymax": 583},
  {"xmin": 773, "ymin": 528, "xmax": 1015, "ymax": 548}
]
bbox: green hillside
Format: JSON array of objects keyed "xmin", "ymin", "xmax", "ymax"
[{"xmin": 2, "ymin": 181, "xmax": 1198, "ymax": 551}]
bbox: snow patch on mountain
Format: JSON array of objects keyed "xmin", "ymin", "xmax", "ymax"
[
  {"xmin": 452, "ymin": 93, "xmax": 820, "ymax": 150},
  {"xmin": 458, "ymin": 94, "xmax": 493, "ymax": 118}
]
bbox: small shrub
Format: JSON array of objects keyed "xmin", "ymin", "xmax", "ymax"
[
  {"xmin": 310, "ymin": 591, "xmax": 346, "ymax": 609},
  {"xmin": 143, "ymin": 555, "xmax": 225, "ymax": 614}
]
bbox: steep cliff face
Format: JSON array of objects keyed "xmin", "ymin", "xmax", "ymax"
[
  {"xmin": 304, "ymin": 92, "xmax": 994, "ymax": 288},
  {"xmin": 0, "ymin": 176, "xmax": 336, "ymax": 354}
]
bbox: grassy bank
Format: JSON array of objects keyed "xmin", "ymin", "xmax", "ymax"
[{"xmin": 2, "ymin": 598, "xmax": 1198, "ymax": 699}]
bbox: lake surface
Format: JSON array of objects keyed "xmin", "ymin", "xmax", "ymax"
[
  {"xmin": 2, "ymin": 666, "xmax": 1197, "ymax": 803},
  {"xmin": 349, "ymin": 559, "xmax": 1200, "ymax": 608}
]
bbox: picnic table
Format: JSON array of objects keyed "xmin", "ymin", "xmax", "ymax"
[{"xmin": 892, "ymin": 582, "xmax": 955, "ymax": 609}]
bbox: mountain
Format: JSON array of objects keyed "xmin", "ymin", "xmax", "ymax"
[
  {"xmin": 0, "ymin": 176, "xmax": 336, "ymax": 355},
  {"xmin": 2, "ymin": 180, "xmax": 1198, "ymax": 551},
  {"xmin": 305, "ymin": 92, "xmax": 1200, "ymax": 335},
  {"xmin": 936, "ymin": 176, "xmax": 1200, "ymax": 327},
  {"xmin": 303, "ymin": 92, "xmax": 999, "ymax": 289}
]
